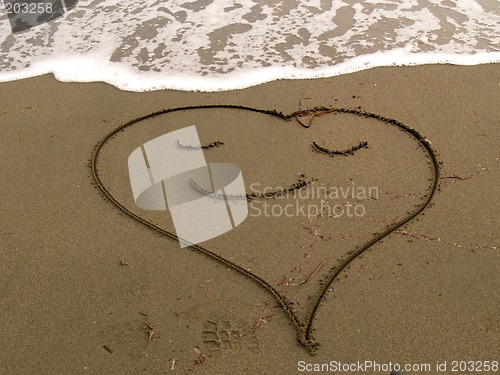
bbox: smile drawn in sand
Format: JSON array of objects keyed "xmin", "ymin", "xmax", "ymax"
[{"xmin": 91, "ymin": 105, "xmax": 440, "ymax": 355}]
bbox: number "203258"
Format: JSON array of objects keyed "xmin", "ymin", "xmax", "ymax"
[{"xmin": 5, "ymin": 2, "xmax": 53, "ymax": 14}]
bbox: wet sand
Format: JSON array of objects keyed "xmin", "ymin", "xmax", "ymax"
[{"xmin": 0, "ymin": 64, "xmax": 498, "ymax": 374}]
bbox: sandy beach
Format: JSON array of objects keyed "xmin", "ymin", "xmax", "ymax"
[{"xmin": 0, "ymin": 64, "xmax": 498, "ymax": 374}]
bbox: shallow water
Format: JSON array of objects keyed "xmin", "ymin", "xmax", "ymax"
[{"xmin": 0, "ymin": 0, "xmax": 499, "ymax": 91}]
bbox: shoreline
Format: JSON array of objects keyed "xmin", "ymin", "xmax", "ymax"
[{"xmin": 1, "ymin": 55, "xmax": 500, "ymax": 92}]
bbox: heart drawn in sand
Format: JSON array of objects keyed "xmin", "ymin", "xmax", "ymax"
[{"xmin": 91, "ymin": 105, "xmax": 439, "ymax": 354}]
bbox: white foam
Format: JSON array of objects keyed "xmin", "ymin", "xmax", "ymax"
[{"xmin": 1, "ymin": 0, "xmax": 499, "ymax": 92}]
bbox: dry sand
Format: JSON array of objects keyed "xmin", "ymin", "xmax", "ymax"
[{"xmin": 0, "ymin": 64, "xmax": 498, "ymax": 374}]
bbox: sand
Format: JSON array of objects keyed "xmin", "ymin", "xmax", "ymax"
[{"xmin": 0, "ymin": 64, "xmax": 498, "ymax": 374}]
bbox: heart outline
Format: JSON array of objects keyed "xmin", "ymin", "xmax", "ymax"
[{"xmin": 91, "ymin": 105, "xmax": 440, "ymax": 355}]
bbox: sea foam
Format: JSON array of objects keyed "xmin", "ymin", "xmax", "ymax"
[{"xmin": 1, "ymin": 0, "xmax": 499, "ymax": 92}]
